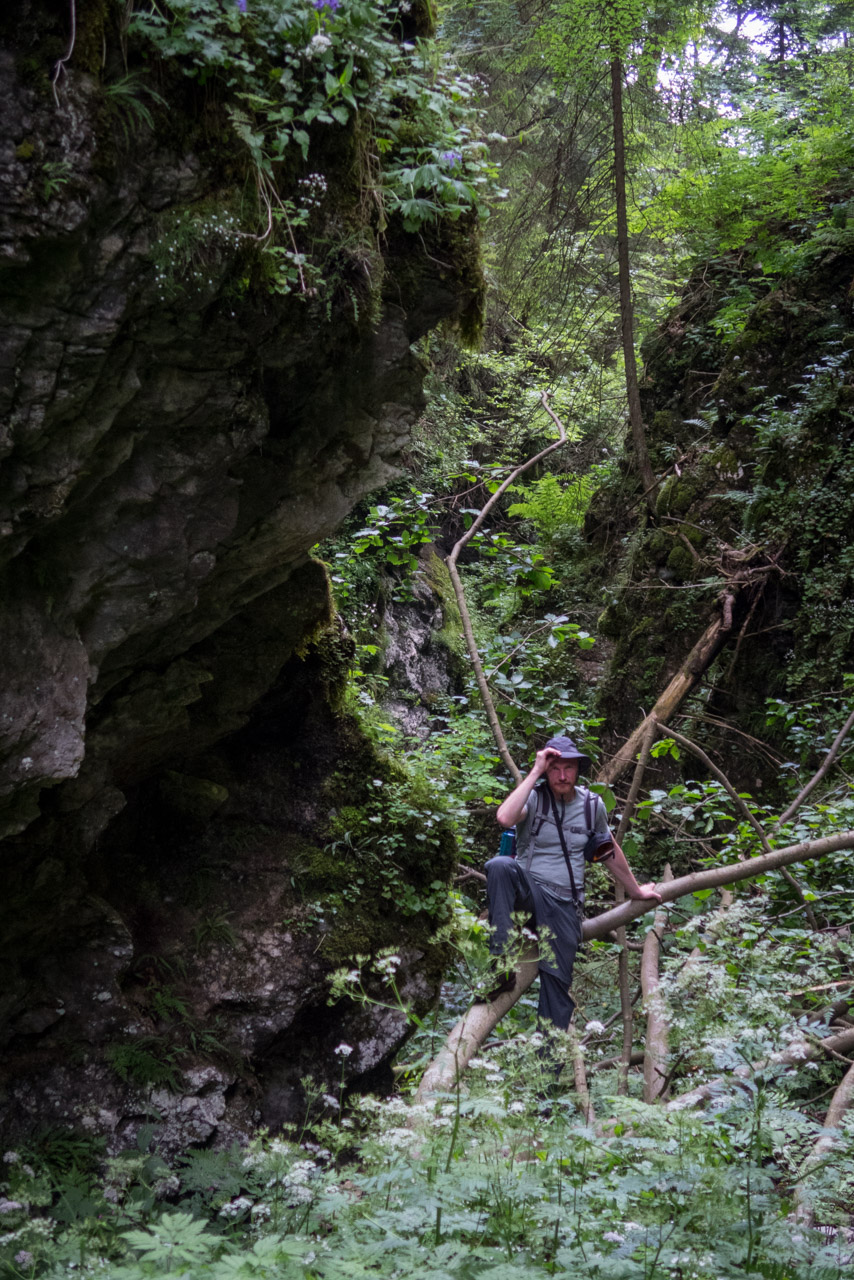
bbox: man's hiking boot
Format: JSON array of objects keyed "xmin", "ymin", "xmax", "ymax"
[{"xmin": 472, "ymin": 965, "xmax": 517, "ymax": 1004}]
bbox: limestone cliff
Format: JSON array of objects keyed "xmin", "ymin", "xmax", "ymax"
[{"xmin": 0, "ymin": 2, "xmax": 477, "ymax": 1148}]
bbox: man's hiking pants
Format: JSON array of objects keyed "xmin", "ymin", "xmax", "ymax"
[{"xmin": 484, "ymin": 857, "xmax": 582, "ymax": 1031}]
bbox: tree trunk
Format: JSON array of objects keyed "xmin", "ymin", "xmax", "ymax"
[
  {"xmin": 610, "ymin": 53, "xmax": 657, "ymax": 503},
  {"xmin": 642, "ymin": 865, "xmax": 672, "ymax": 1102}
]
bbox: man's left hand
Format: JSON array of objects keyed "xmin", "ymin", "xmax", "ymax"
[{"xmin": 632, "ymin": 882, "xmax": 663, "ymax": 904}]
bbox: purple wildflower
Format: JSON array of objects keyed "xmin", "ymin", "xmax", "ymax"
[
  {"xmin": 313, "ymin": 0, "xmax": 340, "ymax": 10},
  {"xmin": 440, "ymin": 150, "xmax": 462, "ymax": 168},
  {"xmin": 235, "ymin": 0, "xmax": 247, "ymax": 11}
]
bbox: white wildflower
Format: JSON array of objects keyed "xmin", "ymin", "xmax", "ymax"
[
  {"xmin": 285, "ymin": 1185, "xmax": 312, "ymax": 1204},
  {"xmin": 2, "ymin": 1153, "xmax": 19, "ymax": 1165},
  {"xmin": 508, "ymin": 1101, "xmax": 525, "ymax": 1115},
  {"xmin": 375, "ymin": 952, "xmax": 402, "ymax": 978},
  {"xmin": 603, "ymin": 1231, "xmax": 625, "ymax": 1244},
  {"xmin": 379, "ymin": 1127, "xmax": 417, "ymax": 1150},
  {"xmin": 585, "ymin": 1020, "xmax": 606, "ymax": 1035},
  {"xmin": 322, "ymin": 1094, "xmax": 340, "ymax": 1110},
  {"xmin": 302, "ymin": 1142, "xmax": 331, "ymax": 1158},
  {"xmin": 334, "ymin": 1042, "xmax": 353, "ymax": 1057},
  {"xmin": 0, "ymin": 1201, "xmax": 23, "ymax": 1214},
  {"xmin": 14, "ymin": 1252, "xmax": 34, "ymax": 1268},
  {"xmin": 219, "ymin": 1196, "xmax": 253, "ymax": 1218},
  {"xmin": 306, "ymin": 33, "xmax": 332, "ymax": 54}
]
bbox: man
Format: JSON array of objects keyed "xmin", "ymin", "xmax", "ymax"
[{"xmin": 480, "ymin": 735, "xmax": 661, "ymax": 1031}]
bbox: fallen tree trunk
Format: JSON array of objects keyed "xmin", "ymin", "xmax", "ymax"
[
  {"xmin": 596, "ymin": 605, "xmax": 736, "ymax": 786},
  {"xmin": 585, "ymin": 829, "xmax": 854, "ymax": 940},
  {"xmin": 668, "ymin": 1026, "xmax": 854, "ymax": 1113},
  {"xmin": 415, "ymin": 830, "xmax": 854, "ymax": 1099}
]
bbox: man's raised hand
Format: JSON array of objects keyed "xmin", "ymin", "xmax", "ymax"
[{"xmin": 533, "ymin": 746, "xmax": 561, "ymax": 775}]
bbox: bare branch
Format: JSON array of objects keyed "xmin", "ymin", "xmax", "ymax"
[
  {"xmin": 615, "ymin": 715, "xmax": 657, "ymax": 844},
  {"xmin": 670, "ymin": 1026, "xmax": 854, "ymax": 1113},
  {"xmin": 586, "ymin": 829, "xmax": 854, "ymax": 940},
  {"xmin": 445, "ymin": 390, "xmax": 571, "ymax": 783},
  {"xmin": 657, "ymin": 722, "xmax": 771, "ymax": 853},
  {"xmin": 568, "ymin": 1027, "xmax": 596, "ymax": 1124},
  {"xmin": 51, "ymin": 0, "xmax": 77, "ymax": 107},
  {"xmin": 773, "ymin": 705, "xmax": 854, "ymax": 830},
  {"xmin": 454, "ymin": 865, "xmax": 487, "ymax": 886},
  {"xmin": 658, "ymin": 722, "xmax": 819, "ymax": 926}
]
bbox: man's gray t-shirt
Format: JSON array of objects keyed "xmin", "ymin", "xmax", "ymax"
[{"xmin": 516, "ymin": 786, "xmax": 611, "ymax": 902}]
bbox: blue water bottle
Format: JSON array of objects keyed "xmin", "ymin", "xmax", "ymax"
[{"xmin": 498, "ymin": 827, "xmax": 517, "ymax": 857}]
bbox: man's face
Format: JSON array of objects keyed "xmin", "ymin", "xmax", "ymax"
[{"xmin": 546, "ymin": 756, "xmax": 579, "ymax": 796}]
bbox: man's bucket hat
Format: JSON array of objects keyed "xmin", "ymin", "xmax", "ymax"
[{"xmin": 543, "ymin": 735, "xmax": 592, "ymax": 773}]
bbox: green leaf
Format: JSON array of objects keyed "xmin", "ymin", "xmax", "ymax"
[{"xmin": 589, "ymin": 783, "xmax": 616, "ymax": 814}]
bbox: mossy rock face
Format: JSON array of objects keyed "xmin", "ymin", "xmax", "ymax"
[
  {"xmin": 587, "ymin": 186, "xmax": 854, "ymax": 777},
  {"xmin": 666, "ymin": 544, "xmax": 695, "ymax": 583},
  {"xmin": 597, "ymin": 599, "xmax": 632, "ymax": 639},
  {"xmin": 422, "ymin": 547, "xmax": 465, "ymax": 658},
  {"xmin": 683, "ymin": 525, "xmax": 706, "ymax": 548},
  {"xmin": 655, "ymin": 475, "xmax": 700, "ymax": 518},
  {"xmin": 627, "ymin": 615, "xmax": 656, "ymax": 643},
  {"xmin": 647, "ymin": 529, "xmax": 676, "ymax": 560}
]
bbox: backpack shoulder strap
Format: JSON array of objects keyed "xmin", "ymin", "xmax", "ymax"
[
  {"xmin": 581, "ymin": 786, "xmax": 596, "ymax": 835},
  {"xmin": 531, "ymin": 781, "xmax": 549, "ymax": 835}
]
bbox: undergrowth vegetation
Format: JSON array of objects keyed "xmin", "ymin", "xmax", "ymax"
[{"xmin": 4, "ymin": 838, "xmax": 853, "ymax": 1278}]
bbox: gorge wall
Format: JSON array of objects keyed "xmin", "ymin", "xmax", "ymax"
[{"xmin": 0, "ymin": 1, "xmax": 475, "ymax": 1149}]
